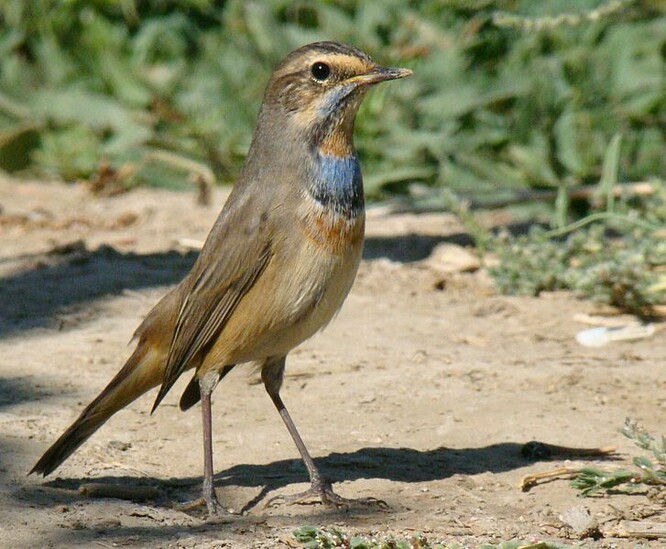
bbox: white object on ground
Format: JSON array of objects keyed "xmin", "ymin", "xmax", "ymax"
[{"xmin": 576, "ymin": 324, "xmax": 656, "ymax": 347}]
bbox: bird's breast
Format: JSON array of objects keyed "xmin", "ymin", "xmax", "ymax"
[
  {"xmin": 211, "ymin": 204, "xmax": 364, "ymax": 364},
  {"xmin": 297, "ymin": 197, "xmax": 365, "ymax": 256},
  {"xmin": 298, "ymin": 150, "xmax": 366, "ymax": 258}
]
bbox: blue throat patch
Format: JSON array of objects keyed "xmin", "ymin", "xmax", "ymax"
[
  {"xmin": 309, "ymin": 152, "xmax": 364, "ymax": 217},
  {"xmin": 318, "ymin": 85, "xmax": 355, "ymax": 119}
]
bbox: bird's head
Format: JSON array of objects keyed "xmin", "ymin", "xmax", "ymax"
[{"xmin": 260, "ymin": 41, "xmax": 412, "ymax": 157}]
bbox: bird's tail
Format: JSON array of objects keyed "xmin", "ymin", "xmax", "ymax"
[{"xmin": 30, "ymin": 343, "xmax": 166, "ymax": 477}]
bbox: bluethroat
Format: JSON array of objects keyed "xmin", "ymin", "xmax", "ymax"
[{"xmin": 30, "ymin": 41, "xmax": 412, "ymax": 515}]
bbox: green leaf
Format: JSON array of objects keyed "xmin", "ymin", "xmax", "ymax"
[
  {"xmin": 597, "ymin": 133, "xmax": 622, "ymax": 213},
  {"xmin": 350, "ymin": 536, "xmax": 369, "ymax": 549},
  {"xmin": 633, "ymin": 455, "xmax": 656, "ymax": 471},
  {"xmin": 293, "ymin": 526, "xmax": 319, "ymax": 542}
]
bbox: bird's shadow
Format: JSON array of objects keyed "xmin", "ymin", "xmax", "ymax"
[
  {"xmin": 21, "ymin": 441, "xmax": 620, "ymax": 514},
  {"xmin": 0, "ymin": 243, "xmax": 197, "ymax": 338},
  {"xmin": 0, "ymin": 222, "xmax": 536, "ymax": 339}
]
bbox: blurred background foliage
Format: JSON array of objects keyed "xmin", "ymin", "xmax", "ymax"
[
  {"xmin": 1, "ymin": 0, "xmax": 663, "ymax": 195},
  {"xmin": 0, "ymin": 0, "xmax": 664, "ymax": 313}
]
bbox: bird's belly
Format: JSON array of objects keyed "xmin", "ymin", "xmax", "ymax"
[
  {"xmin": 256, "ymin": 246, "xmax": 361, "ymax": 357},
  {"xmin": 206, "ymin": 209, "xmax": 364, "ymax": 365}
]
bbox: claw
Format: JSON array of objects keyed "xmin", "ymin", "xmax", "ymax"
[
  {"xmin": 176, "ymin": 491, "xmax": 233, "ymax": 518},
  {"xmin": 264, "ymin": 478, "xmax": 388, "ymax": 509}
]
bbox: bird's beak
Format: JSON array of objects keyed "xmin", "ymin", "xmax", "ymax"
[{"xmin": 346, "ymin": 66, "xmax": 413, "ymax": 87}]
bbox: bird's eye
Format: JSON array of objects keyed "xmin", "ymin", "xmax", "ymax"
[{"xmin": 311, "ymin": 62, "xmax": 331, "ymax": 82}]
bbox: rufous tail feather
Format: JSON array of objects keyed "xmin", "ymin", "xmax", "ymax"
[{"xmin": 30, "ymin": 343, "xmax": 165, "ymax": 476}]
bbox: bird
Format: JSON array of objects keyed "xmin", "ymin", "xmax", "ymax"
[{"xmin": 30, "ymin": 41, "xmax": 412, "ymax": 515}]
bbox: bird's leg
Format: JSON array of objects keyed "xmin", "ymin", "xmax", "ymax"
[
  {"xmin": 177, "ymin": 371, "xmax": 228, "ymax": 516},
  {"xmin": 262, "ymin": 357, "xmax": 385, "ymax": 509},
  {"xmin": 200, "ymin": 371, "xmax": 226, "ymax": 515}
]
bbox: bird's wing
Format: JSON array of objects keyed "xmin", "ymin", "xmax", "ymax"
[{"xmin": 151, "ymin": 193, "xmax": 274, "ymax": 412}]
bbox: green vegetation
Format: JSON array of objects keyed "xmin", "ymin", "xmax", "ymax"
[
  {"xmin": 292, "ymin": 526, "xmax": 568, "ymax": 549},
  {"xmin": 0, "ymin": 1, "xmax": 664, "ymax": 311},
  {"xmin": 572, "ymin": 418, "xmax": 666, "ymax": 496},
  {"xmin": 1, "ymin": 1, "xmax": 663, "ymax": 194},
  {"xmin": 488, "ymin": 139, "xmax": 666, "ymax": 316}
]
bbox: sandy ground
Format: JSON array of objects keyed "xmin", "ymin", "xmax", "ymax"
[{"xmin": 1, "ymin": 176, "xmax": 664, "ymax": 548}]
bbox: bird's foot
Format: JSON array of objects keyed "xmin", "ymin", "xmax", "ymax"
[
  {"xmin": 176, "ymin": 491, "xmax": 233, "ymax": 519},
  {"xmin": 264, "ymin": 478, "xmax": 387, "ymax": 509}
]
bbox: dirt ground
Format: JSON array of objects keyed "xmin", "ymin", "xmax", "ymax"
[{"xmin": 1, "ymin": 175, "xmax": 664, "ymax": 549}]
